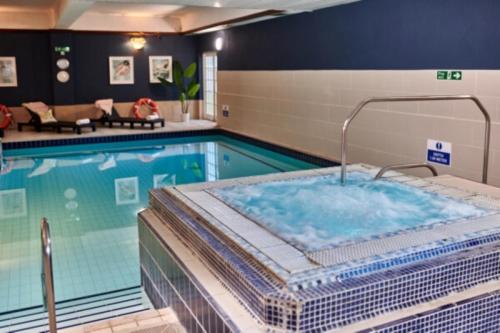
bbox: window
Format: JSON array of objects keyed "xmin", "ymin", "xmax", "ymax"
[{"xmin": 202, "ymin": 52, "xmax": 217, "ymax": 121}]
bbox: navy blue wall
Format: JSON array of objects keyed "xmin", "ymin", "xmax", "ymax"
[
  {"xmin": 2, "ymin": 0, "xmax": 500, "ymax": 106},
  {"xmin": 0, "ymin": 31, "xmax": 53, "ymax": 106},
  {"xmin": 197, "ymin": 0, "xmax": 500, "ymax": 70},
  {"xmin": 72, "ymin": 33, "xmax": 198, "ymax": 104},
  {"xmin": 0, "ymin": 31, "xmax": 198, "ymax": 106}
]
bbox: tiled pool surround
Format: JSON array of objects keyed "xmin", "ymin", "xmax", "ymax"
[
  {"xmin": 2, "ymin": 129, "xmax": 337, "ymax": 168},
  {"xmin": 144, "ymin": 164, "xmax": 500, "ymax": 332}
]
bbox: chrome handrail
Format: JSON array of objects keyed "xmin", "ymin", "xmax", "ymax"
[
  {"xmin": 340, "ymin": 95, "xmax": 491, "ymax": 185},
  {"xmin": 374, "ymin": 163, "xmax": 438, "ymax": 180},
  {"xmin": 0, "ymin": 138, "xmax": 3, "ymax": 171},
  {"xmin": 41, "ymin": 218, "xmax": 57, "ymax": 333}
]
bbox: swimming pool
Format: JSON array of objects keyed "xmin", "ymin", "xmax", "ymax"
[{"xmin": 0, "ymin": 134, "xmax": 316, "ymax": 314}]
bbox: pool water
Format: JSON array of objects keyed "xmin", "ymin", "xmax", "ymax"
[
  {"xmin": 210, "ymin": 171, "xmax": 490, "ymax": 251},
  {"xmin": 0, "ymin": 135, "xmax": 315, "ymax": 314}
]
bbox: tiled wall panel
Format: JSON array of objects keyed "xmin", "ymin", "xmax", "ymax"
[
  {"xmin": 217, "ymin": 70, "xmax": 500, "ymax": 186},
  {"xmin": 139, "ymin": 218, "xmax": 238, "ymax": 333},
  {"xmin": 362, "ymin": 290, "xmax": 500, "ymax": 333}
]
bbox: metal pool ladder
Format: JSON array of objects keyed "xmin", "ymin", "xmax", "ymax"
[
  {"xmin": 41, "ymin": 217, "xmax": 57, "ymax": 333},
  {"xmin": 340, "ymin": 95, "xmax": 492, "ymax": 185},
  {"xmin": 374, "ymin": 163, "xmax": 438, "ymax": 180}
]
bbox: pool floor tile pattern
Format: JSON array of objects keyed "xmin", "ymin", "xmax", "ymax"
[{"xmin": 0, "ymin": 134, "xmax": 320, "ymax": 316}]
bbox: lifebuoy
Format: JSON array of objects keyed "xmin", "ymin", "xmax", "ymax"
[
  {"xmin": 0, "ymin": 104, "xmax": 12, "ymax": 129},
  {"xmin": 132, "ymin": 98, "xmax": 159, "ymax": 119}
]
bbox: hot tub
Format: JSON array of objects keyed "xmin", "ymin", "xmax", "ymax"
[{"xmin": 139, "ymin": 164, "xmax": 500, "ymax": 332}]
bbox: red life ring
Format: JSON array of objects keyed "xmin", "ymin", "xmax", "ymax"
[
  {"xmin": 0, "ymin": 104, "xmax": 12, "ymax": 129},
  {"xmin": 132, "ymin": 98, "xmax": 160, "ymax": 119}
]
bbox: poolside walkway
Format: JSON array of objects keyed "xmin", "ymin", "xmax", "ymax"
[
  {"xmin": 1, "ymin": 120, "xmax": 217, "ymax": 143},
  {"xmin": 61, "ymin": 308, "xmax": 186, "ymax": 333}
]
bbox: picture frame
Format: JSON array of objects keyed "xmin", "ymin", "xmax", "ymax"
[
  {"xmin": 109, "ymin": 56, "xmax": 134, "ymax": 85},
  {"xmin": 153, "ymin": 174, "xmax": 176, "ymax": 189},
  {"xmin": 114, "ymin": 177, "xmax": 139, "ymax": 205},
  {"xmin": 0, "ymin": 189, "xmax": 27, "ymax": 219},
  {"xmin": 0, "ymin": 57, "xmax": 18, "ymax": 87},
  {"xmin": 148, "ymin": 56, "xmax": 172, "ymax": 83}
]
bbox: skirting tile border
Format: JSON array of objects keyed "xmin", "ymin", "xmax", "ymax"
[{"xmin": 3, "ymin": 129, "xmax": 339, "ymax": 167}]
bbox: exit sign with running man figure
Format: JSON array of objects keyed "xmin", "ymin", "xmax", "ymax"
[{"xmin": 437, "ymin": 70, "xmax": 462, "ymax": 80}]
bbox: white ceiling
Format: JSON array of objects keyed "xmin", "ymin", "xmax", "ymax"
[
  {"xmin": 86, "ymin": 3, "xmax": 183, "ymax": 18},
  {"xmin": 0, "ymin": 0, "xmax": 361, "ymax": 31},
  {"xmin": 83, "ymin": 0, "xmax": 360, "ymax": 11}
]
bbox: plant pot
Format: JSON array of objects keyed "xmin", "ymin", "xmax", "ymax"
[{"xmin": 181, "ymin": 113, "xmax": 190, "ymax": 123}]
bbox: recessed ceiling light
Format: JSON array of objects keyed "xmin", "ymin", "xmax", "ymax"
[{"xmin": 214, "ymin": 1, "xmax": 221, "ymax": 7}]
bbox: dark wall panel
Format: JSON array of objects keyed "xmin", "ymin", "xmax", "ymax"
[
  {"xmin": 0, "ymin": 31, "xmax": 198, "ymax": 106},
  {"xmin": 197, "ymin": 0, "xmax": 500, "ymax": 70},
  {"xmin": 0, "ymin": 31, "xmax": 53, "ymax": 106},
  {"xmin": 73, "ymin": 33, "xmax": 198, "ymax": 104}
]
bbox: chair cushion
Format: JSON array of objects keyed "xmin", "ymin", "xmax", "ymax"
[
  {"xmin": 39, "ymin": 109, "xmax": 58, "ymax": 124},
  {"xmin": 22, "ymin": 102, "xmax": 58, "ymax": 123}
]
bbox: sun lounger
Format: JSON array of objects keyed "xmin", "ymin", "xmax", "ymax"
[
  {"xmin": 94, "ymin": 99, "xmax": 165, "ymax": 130},
  {"xmin": 18, "ymin": 102, "xmax": 96, "ymax": 134}
]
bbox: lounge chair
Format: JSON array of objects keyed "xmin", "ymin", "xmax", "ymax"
[
  {"xmin": 18, "ymin": 102, "xmax": 96, "ymax": 134},
  {"xmin": 94, "ymin": 99, "xmax": 165, "ymax": 130}
]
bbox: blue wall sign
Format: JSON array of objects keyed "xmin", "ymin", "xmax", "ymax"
[{"xmin": 427, "ymin": 139, "xmax": 452, "ymax": 166}]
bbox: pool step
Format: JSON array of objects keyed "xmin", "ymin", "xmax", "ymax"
[{"xmin": 0, "ymin": 286, "xmax": 152, "ymax": 333}]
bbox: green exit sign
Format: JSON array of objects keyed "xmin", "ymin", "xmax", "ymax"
[
  {"xmin": 437, "ymin": 70, "xmax": 462, "ymax": 80},
  {"xmin": 54, "ymin": 46, "xmax": 70, "ymax": 55}
]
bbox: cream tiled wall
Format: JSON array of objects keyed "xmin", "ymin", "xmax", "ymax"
[{"xmin": 217, "ymin": 70, "xmax": 500, "ymax": 186}]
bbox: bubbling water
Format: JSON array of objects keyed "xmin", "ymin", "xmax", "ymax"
[{"xmin": 211, "ymin": 172, "xmax": 489, "ymax": 250}]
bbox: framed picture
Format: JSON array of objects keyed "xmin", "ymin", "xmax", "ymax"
[
  {"xmin": 149, "ymin": 56, "xmax": 172, "ymax": 83},
  {"xmin": 0, "ymin": 189, "xmax": 27, "ymax": 219},
  {"xmin": 0, "ymin": 57, "xmax": 17, "ymax": 87},
  {"xmin": 114, "ymin": 177, "xmax": 139, "ymax": 205},
  {"xmin": 109, "ymin": 56, "xmax": 134, "ymax": 85}
]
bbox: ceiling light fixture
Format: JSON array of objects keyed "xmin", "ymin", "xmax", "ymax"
[
  {"xmin": 215, "ymin": 37, "xmax": 224, "ymax": 51},
  {"xmin": 130, "ymin": 37, "xmax": 146, "ymax": 50},
  {"xmin": 214, "ymin": 1, "xmax": 221, "ymax": 7}
]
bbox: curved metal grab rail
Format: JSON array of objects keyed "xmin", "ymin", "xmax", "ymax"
[
  {"xmin": 41, "ymin": 218, "xmax": 57, "ymax": 333},
  {"xmin": 341, "ymin": 95, "xmax": 491, "ymax": 185},
  {"xmin": 374, "ymin": 163, "xmax": 438, "ymax": 180}
]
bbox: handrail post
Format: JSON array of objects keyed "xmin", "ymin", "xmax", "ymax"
[
  {"xmin": 374, "ymin": 163, "xmax": 438, "ymax": 180},
  {"xmin": 41, "ymin": 218, "xmax": 57, "ymax": 333},
  {"xmin": 340, "ymin": 95, "xmax": 491, "ymax": 185},
  {"xmin": 0, "ymin": 138, "xmax": 3, "ymax": 171}
]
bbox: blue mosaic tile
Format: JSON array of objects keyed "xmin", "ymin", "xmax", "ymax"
[
  {"xmin": 147, "ymin": 189, "xmax": 500, "ymax": 333},
  {"xmin": 361, "ymin": 289, "xmax": 500, "ymax": 333},
  {"xmin": 139, "ymin": 218, "xmax": 241, "ymax": 333}
]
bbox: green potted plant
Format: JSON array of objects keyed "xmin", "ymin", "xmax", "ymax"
[{"xmin": 159, "ymin": 60, "xmax": 200, "ymax": 122}]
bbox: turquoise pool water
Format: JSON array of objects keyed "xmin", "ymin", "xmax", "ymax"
[
  {"xmin": 210, "ymin": 171, "xmax": 489, "ymax": 251},
  {"xmin": 0, "ymin": 135, "xmax": 315, "ymax": 314}
]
